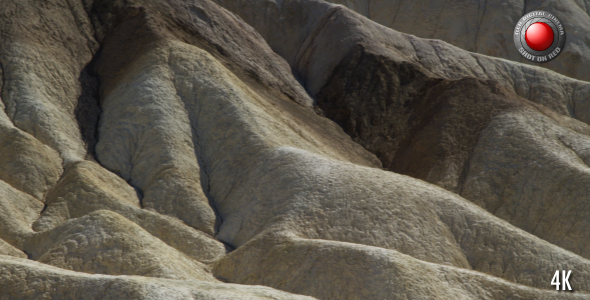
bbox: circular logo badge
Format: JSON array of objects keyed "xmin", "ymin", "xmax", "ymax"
[{"xmin": 514, "ymin": 10, "xmax": 566, "ymax": 62}]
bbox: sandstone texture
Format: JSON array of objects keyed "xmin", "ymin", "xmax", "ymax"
[
  {"xmin": 0, "ymin": 255, "xmax": 316, "ymax": 300},
  {"xmin": 1, "ymin": 0, "xmax": 590, "ymax": 299}
]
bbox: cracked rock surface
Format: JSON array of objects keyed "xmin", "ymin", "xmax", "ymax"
[{"xmin": 1, "ymin": 0, "xmax": 590, "ymax": 299}]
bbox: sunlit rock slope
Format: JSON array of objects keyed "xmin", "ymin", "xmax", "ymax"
[{"xmin": 1, "ymin": 0, "xmax": 590, "ymax": 299}]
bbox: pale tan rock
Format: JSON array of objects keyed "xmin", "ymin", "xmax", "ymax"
[
  {"xmin": 2, "ymin": 0, "xmax": 590, "ymax": 299},
  {"xmin": 208, "ymin": 146, "xmax": 590, "ymax": 292},
  {"xmin": 93, "ymin": 2, "xmax": 379, "ymax": 236},
  {"xmin": 0, "ymin": 68, "xmax": 63, "ymax": 201},
  {"xmin": 0, "ymin": 125, "xmax": 63, "ymax": 200},
  {"xmin": 0, "ymin": 0, "xmax": 99, "ymax": 164},
  {"xmin": 462, "ymin": 109, "xmax": 590, "ymax": 258},
  {"xmin": 31, "ymin": 160, "xmax": 140, "ymax": 232},
  {"xmin": 214, "ymin": 233, "xmax": 590, "ymax": 300},
  {"xmin": 0, "ymin": 255, "xmax": 317, "ymax": 300},
  {"xmin": 87, "ymin": 0, "xmax": 590, "ymax": 295},
  {"xmin": 0, "ymin": 180, "xmax": 43, "ymax": 249},
  {"xmin": 95, "ymin": 33, "xmax": 218, "ymax": 235},
  {"xmin": 313, "ymin": 42, "xmax": 590, "ymax": 258},
  {"xmin": 87, "ymin": 0, "xmax": 314, "ymax": 108},
  {"xmin": 0, "ymin": 239, "xmax": 25, "ymax": 258},
  {"xmin": 34, "ymin": 161, "xmax": 226, "ymax": 263},
  {"xmin": 26, "ymin": 210, "xmax": 216, "ymax": 281},
  {"xmin": 213, "ymin": 0, "xmax": 590, "ymax": 261}
]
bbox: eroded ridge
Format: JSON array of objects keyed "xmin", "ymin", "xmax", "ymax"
[{"xmin": 1, "ymin": 0, "xmax": 590, "ymax": 299}]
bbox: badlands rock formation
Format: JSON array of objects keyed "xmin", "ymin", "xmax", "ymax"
[
  {"xmin": 326, "ymin": 0, "xmax": 590, "ymax": 82},
  {"xmin": 0, "ymin": 0, "xmax": 589, "ymax": 299}
]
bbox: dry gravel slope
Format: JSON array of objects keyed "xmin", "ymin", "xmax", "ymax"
[{"xmin": 0, "ymin": 0, "xmax": 590, "ymax": 299}]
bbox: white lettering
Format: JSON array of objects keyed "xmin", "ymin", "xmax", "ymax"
[
  {"xmin": 548, "ymin": 47, "xmax": 561, "ymax": 59},
  {"xmin": 519, "ymin": 48, "xmax": 535, "ymax": 60},
  {"xmin": 562, "ymin": 270, "xmax": 572, "ymax": 291},
  {"xmin": 552, "ymin": 271, "xmax": 560, "ymax": 290},
  {"xmin": 521, "ymin": 11, "xmax": 545, "ymax": 23},
  {"xmin": 553, "ymin": 270, "xmax": 573, "ymax": 291}
]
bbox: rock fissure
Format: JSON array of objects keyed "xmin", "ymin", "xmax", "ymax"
[
  {"xmin": 169, "ymin": 65, "xmax": 223, "ymax": 237},
  {"xmin": 570, "ymin": 85, "xmax": 578, "ymax": 120},
  {"xmin": 0, "ymin": 62, "xmax": 5, "ymax": 116},
  {"xmin": 195, "ymin": 133, "xmax": 223, "ymax": 236},
  {"xmin": 191, "ymin": 111, "xmax": 222, "ymax": 236},
  {"xmin": 74, "ymin": 0, "xmax": 104, "ymax": 161},
  {"xmin": 75, "ymin": 65, "xmax": 102, "ymax": 161},
  {"xmin": 0, "ymin": 59, "xmax": 14, "ymax": 125}
]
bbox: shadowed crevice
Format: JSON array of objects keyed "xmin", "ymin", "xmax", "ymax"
[
  {"xmin": 316, "ymin": 43, "xmax": 523, "ymax": 193},
  {"xmin": 0, "ymin": 62, "xmax": 11, "ymax": 126},
  {"xmin": 75, "ymin": 63, "xmax": 102, "ymax": 162},
  {"xmin": 169, "ymin": 69, "xmax": 224, "ymax": 236}
]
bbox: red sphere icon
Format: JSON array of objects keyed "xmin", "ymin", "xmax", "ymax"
[
  {"xmin": 525, "ymin": 22, "xmax": 554, "ymax": 51},
  {"xmin": 514, "ymin": 11, "xmax": 566, "ymax": 62}
]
